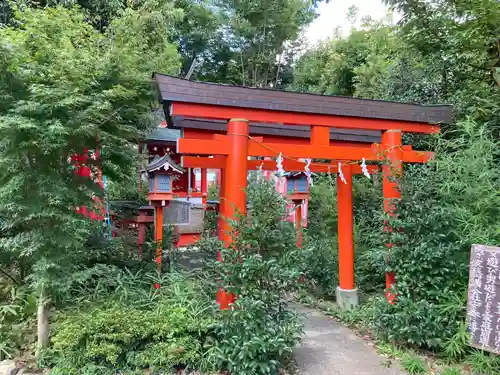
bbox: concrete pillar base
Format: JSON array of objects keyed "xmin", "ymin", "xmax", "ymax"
[{"xmin": 336, "ymin": 287, "xmax": 359, "ymax": 310}]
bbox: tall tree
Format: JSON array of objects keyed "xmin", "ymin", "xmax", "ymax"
[
  {"xmin": 195, "ymin": 0, "xmax": 321, "ymax": 87},
  {"xmin": 292, "ymin": 21, "xmax": 396, "ymax": 96},
  {"xmin": 0, "ymin": 2, "xmax": 180, "ymax": 353},
  {"xmin": 381, "ymin": 0, "xmax": 500, "ymax": 128}
]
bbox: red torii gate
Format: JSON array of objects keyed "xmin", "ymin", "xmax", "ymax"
[{"xmin": 153, "ymin": 73, "xmax": 453, "ymax": 309}]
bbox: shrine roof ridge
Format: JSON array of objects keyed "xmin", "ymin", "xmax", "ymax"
[{"xmin": 154, "ymin": 73, "xmax": 454, "ymax": 125}]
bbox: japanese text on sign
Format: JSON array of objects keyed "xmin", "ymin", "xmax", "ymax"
[{"xmin": 467, "ymin": 244, "xmax": 500, "ymax": 354}]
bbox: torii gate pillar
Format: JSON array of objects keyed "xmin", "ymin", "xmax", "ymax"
[
  {"xmin": 382, "ymin": 129, "xmax": 402, "ymax": 302},
  {"xmin": 217, "ymin": 156, "xmax": 226, "ymax": 243},
  {"xmin": 336, "ymin": 164, "xmax": 359, "ymax": 309},
  {"xmin": 216, "ymin": 118, "xmax": 249, "ymax": 309},
  {"xmin": 222, "ymin": 118, "xmax": 249, "ymax": 246}
]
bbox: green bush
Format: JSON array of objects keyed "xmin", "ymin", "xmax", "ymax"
[
  {"xmin": 43, "ymin": 270, "xmax": 216, "ymax": 373},
  {"xmin": 206, "ymin": 179, "xmax": 304, "ymax": 374},
  {"xmin": 307, "ymin": 180, "xmax": 338, "ymax": 238},
  {"xmin": 371, "ymin": 296, "xmax": 464, "ymax": 350},
  {"xmin": 0, "ymin": 285, "xmax": 36, "ymax": 360},
  {"xmin": 300, "ymin": 238, "xmax": 339, "ymax": 296},
  {"xmin": 465, "ymin": 349, "xmax": 500, "ymax": 375},
  {"xmin": 353, "ymin": 177, "xmax": 386, "ymax": 293},
  {"xmin": 400, "ymin": 352, "xmax": 428, "ymax": 374},
  {"xmin": 210, "ymin": 248, "xmax": 303, "ymax": 375},
  {"xmin": 370, "ymin": 124, "xmax": 500, "ymax": 352}
]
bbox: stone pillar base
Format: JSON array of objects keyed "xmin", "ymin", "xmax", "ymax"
[{"xmin": 336, "ymin": 287, "xmax": 359, "ymax": 310}]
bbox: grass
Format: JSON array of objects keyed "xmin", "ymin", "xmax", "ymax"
[
  {"xmin": 439, "ymin": 367, "xmax": 463, "ymax": 375},
  {"xmin": 400, "ymin": 352, "xmax": 428, "ymax": 374}
]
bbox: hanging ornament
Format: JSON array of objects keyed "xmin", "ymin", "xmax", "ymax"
[
  {"xmin": 338, "ymin": 161, "xmax": 347, "ymax": 184},
  {"xmin": 304, "ymin": 158, "xmax": 313, "ymax": 186},
  {"xmin": 257, "ymin": 162, "xmax": 264, "ymax": 181},
  {"xmin": 276, "ymin": 153, "xmax": 285, "ymax": 178},
  {"xmin": 361, "ymin": 158, "xmax": 371, "ymax": 179}
]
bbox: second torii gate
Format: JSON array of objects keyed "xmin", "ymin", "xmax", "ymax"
[{"xmin": 153, "ymin": 73, "xmax": 453, "ymax": 309}]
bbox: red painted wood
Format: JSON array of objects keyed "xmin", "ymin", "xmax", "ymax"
[
  {"xmin": 177, "ymin": 137, "xmax": 433, "ymax": 162},
  {"xmin": 311, "ymin": 126, "xmax": 330, "ymax": 146},
  {"xmin": 382, "ymin": 130, "xmax": 403, "ymax": 303},
  {"xmin": 337, "ymin": 164, "xmax": 355, "ymax": 291},
  {"xmin": 182, "ymin": 156, "xmax": 380, "ymax": 174},
  {"xmin": 201, "ymin": 168, "xmax": 208, "ymax": 205},
  {"xmin": 176, "ymin": 233, "xmax": 201, "ymax": 247},
  {"xmin": 155, "ymin": 206, "xmax": 163, "ymax": 273},
  {"xmin": 295, "ymin": 203, "xmax": 303, "ymax": 247},
  {"xmin": 223, "ymin": 119, "xmax": 249, "ymax": 246},
  {"xmin": 171, "ymin": 102, "xmax": 441, "ymax": 134}
]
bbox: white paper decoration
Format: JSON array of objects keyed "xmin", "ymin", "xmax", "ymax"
[
  {"xmin": 304, "ymin": 158, "xmax": 313, "ymax": 186},
  {"xmin": 276, "ymin": 153, "xmax": 285, "ymax": 177},
  {"xmin": 361, "ymin": 158, "xmax": 371, "ymax": 179},
  {"xmin": 338, "ymin": 161, "xmax": 347, "ymax": 184}
]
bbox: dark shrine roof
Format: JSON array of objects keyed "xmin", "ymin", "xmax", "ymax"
[
  {"xmin": 154, "ymin": 73, "xmax": 453, "ymax": 125},
  {"xmin": 145, "ymin": 127, "xmax": 180, "ymax": 143},
  {"xmin": 145, "ymin": 154, "xmax": 184, "ymax": 173}
]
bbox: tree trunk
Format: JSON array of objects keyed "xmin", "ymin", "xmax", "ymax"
[{"xmin": 35, "ymin": 287, "xmax": 50, "ymax": 358}]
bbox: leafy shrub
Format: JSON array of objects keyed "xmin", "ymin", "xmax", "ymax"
[
  {"xmin": 439, "ymin": 367, "xmax": 463, "ymax": 375},
  {"xmin": 305, "ymin": 177, "xmax": 386, "ymax": 296},
  {"xmin": 307, "ymin": 180, "xmax": 338, "ymax": 239},
  {"xmin": 300, "ymin": 238, "xmax": 339, "ymax": 296},
  {"xmin": 43, "ymin": 270, "xmax": 215, "ymax": 373},
  {"xmin": 465, "ymin": 349, "xmax": 500, "ymax": 375},
  {"xmin": 206, "ymin": 179, "xmax": 304, "ymax": 374},
  {"xmin": 369, "ymin": 125, "xmax": 500, "ymax": 352},
  {"xmin": 210, "ymin": 248, "xmax": 303, "ymax": 375},
  {"xmin": 352, "ymin": 177, "xmax": 386, "ymax": 293},
  {"xmin": 400, "ymin": 352, "xmax": 428, "ymax": 374},
  {"xmin": 372, "ymin": 296, "xmax": 464, "ymax": 350},
  {"xmin": 0, "ymin": 285, "xmax": 36, "ymax": 360}
]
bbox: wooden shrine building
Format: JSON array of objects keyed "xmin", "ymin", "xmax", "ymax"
[{"xmin": 152, "ymin": 73, "xmax": 453, "ymax": 309}]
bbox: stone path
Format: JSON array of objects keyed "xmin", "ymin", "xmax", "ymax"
[{"xmin": 292, "ymin": 304, "xmax": 405, "ymax": 375}]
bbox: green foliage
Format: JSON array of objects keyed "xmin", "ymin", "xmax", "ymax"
[
  {"xmin": 196, "ymin": 0, "xmax": 320, "ymax": 87},
  {"xmin": 443, "ymin": 322, "xmax": 469, "ymax": 360},
  {"xmin": 0, "ymin": 2, "xmax": 181, "ymax": 356},
  {"xmin": 465, "ymin": 349, "xmax": 500, "ymax": 375},
  {"xmin": 302, "ymin": 176, "xmax": 385, "ymax": 296},
  {"xmin": 370, "ymin": 124, "xmax": 499, "ymax": 351},
  {"xmin": 400, "ymin": 352, "xmax": 428, "ymax": 375},
  {"xmin": 352, "ymin": 177, "xmax": 386, "ymax": 293},
  {"xmin": 439, "ymin": 367, "xmax": 463, "ymax": 375},
  {"xmin": 43, "ymin": 269, "xmax": 215, "ymax": 373},
  {"xmin": 292, "ymin": 21, "xmax": 396, "ymax": 96},
  {"xmin": 239, "ymin": 178, "xmax": 297, "ymax": 259},
  {"xmin": 207, "ymin": 179, "xmax": 303, "ymax": 374},
  {"xmin": 0, "ymin": 1, "xmax": 180, "ymax": 288},
  {"xmin": 298, "ymin": 238, "xmax": 339, "ymax": 296},
  {"xmin": 307, "ymin": 179, "xmax": 337, "ymax": 238},
  {"xmin": 299, "ymin": 180, "xmax": 339, "ymax": 296},
  {"xmin": 0, "ymin": 284, "xmax": 36, "ymax": 360}
]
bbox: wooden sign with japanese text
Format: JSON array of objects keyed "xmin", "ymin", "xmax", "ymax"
[{"xmin": 467, "ymin": 244, "xmax": 500, "ymax": 354}]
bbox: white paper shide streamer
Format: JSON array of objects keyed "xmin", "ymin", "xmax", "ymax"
[
  {"xmin": 257, "ymin": 162, "xmax": 264, "ymax": 181},
  {"xmin": 338, "ymin": 161, "xmax": 347, "ymax": 184},
  {"xmin": 361, "ymin": 158, "xmax": 371, "ymax": 179},
  {"xmin": 276, "ymin": 153, "xmax": 285, "ymax": 178},
  {"xmin": 304, "ymin": 158, "xmax": 313, "ymax": 187}
]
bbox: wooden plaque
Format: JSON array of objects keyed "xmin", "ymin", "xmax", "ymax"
[{"xmin": 467, "ymin": 244, "xmax": 500, "ymax": 354}]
